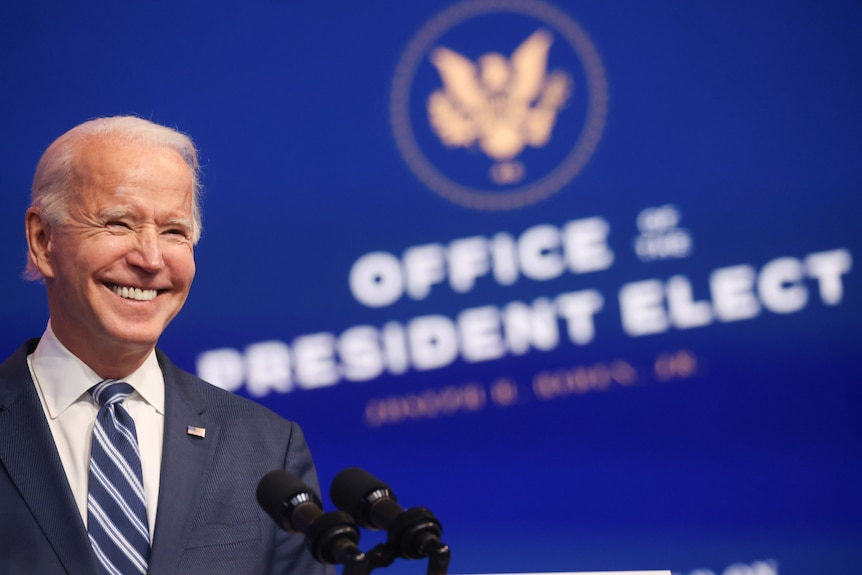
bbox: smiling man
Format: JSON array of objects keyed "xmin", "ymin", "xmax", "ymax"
[{"xmin": 0, "ymin": 117, "xmax": 331, "ymax": 575}]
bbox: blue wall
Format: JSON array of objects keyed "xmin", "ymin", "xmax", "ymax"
[{"xmin": 2, "ymin": 1, "xmax": 860, "ymax": 574}]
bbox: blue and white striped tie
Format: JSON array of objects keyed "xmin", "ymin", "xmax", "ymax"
[{"xmin": 88, "ymin": 380, "xmax": 150, "ymax": 575}]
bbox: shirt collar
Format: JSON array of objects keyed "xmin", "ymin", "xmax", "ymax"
[{"xmin": 30, "ymin": 322, "xmax": 166, "ymax": 419}]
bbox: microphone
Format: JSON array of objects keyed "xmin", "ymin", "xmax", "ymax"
[
  {"xmin": 330, "ymin": 467, "xmax": 448, "ymax": 560},
  {"xmin": 256, "ymin": 469, "xmax": 364, "ymax": 565}
]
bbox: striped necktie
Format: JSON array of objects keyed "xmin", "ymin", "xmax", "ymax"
[{"xmin": 88, "ymin": 380, "xmax": 150, "ymax": 575}]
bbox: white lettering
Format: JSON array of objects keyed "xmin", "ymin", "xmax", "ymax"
[
  {"xmin": 555, "ymin": 289, "xmax": 604, "ymax": 344},
  {"xmin": 619, "ymin": 280, "xmax": 668, "ymax": 336},
  {"xmin": 805, "ymin": 248, "xmax": 852, "ymax": 305},
  {"xmin": 382, "ymin": 321, "xmax": 409, "ymax": 375},
  {"xmin": 196, "ymin": 348, "xmax": 244, "ymax": 392},
  {"xmin": 458, "ymin": 306, "xmax": 505, "ymax": 362},
  {"xmin": 338, "ymin": 326, "xmax": 385, "ymax": 381},
  {"xmin": 404, "ymin": 244, "xmax": 446, "ymax": 300},
  {"xmin": 502, "ymin": 298, "xmax": 559, "ymax": 354},
  {"xmin": 711, "ymin": 264, "xmax": 760, "ymax": 321},
  {"xmin": 294, "ymin": 334, "xmax": 339, "ymax": 389},
  {"xmin": 349, "ymin": 251, "xmax": 404, "ymax": 308},
  {"xmin": 563, "ymin": 217, "xmax": 614, "ymax": 272},
  {"xmin": 667, "ymin": 275, "xmax": 713, "ymax": 328},
  {"xmin": 722, "ymin": 559, "xmax": 778, "ymax": 575},
  {"xmin": 635, "ymin": 229, "xmax": 692, "ymax": 261},
  {"xmin": 245, "ymin": 341, "xmax": 292, "ymax": 396},
  {"xmin": 407, "ymin": 315, "xmax": 459, "ymax": 370},
  {"xmin": 490, "ymin": 232, "xmax": 518, "ymax": 285},
  {"xmin": 757, "ymin": 257, "xmax": 807, "ymax": 314},
  {"xmin": 637, "ymin": 204, "xmax": 680, "ymax": 232},
  {"xmin": 349, "ymin": 217, "xmax": 614, "ymax": 307},
  {"xmin": 204, "ymin": 247, "xmax": 853, "ymax": 396},
  {"xmin": 448, "ymin": 237, "xmax": 490, "ymax": 293},
  {"xmin": 518, "ymin": 224, "xmax": 564, "ymax": 281}
]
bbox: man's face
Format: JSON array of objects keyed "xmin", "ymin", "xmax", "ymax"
[{"xmin": 39, "ymin": 137, "xmax": 196, "ymax": 359}]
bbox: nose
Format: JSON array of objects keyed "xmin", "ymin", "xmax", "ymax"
[{"xmin": 127, "ymin": 228, "xmax": 165, "ymax": 272}]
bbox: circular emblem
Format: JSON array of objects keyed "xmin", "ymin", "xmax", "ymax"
[{"xmin": 390, "ymin": 0, "xmax": 608, "ymax": 211}]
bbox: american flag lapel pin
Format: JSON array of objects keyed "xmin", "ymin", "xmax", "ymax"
[{"xmin": 187, "ymin": 425, "xmax": 206, "ymax": 438}]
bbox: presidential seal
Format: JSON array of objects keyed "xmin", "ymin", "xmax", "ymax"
[{"xmin": 390, "ymin": 0, "xmax": 608, "ymax": 210}]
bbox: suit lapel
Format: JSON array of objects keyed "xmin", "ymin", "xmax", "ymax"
[
  {"xmin": 148, "ymin": 351, "xmax": 220, "ymax": 574},
  {"xmin": 0, "ymin": 340, "xmax": 98, "ymax": 575}
]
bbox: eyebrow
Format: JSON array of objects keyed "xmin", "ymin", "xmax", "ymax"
[{"xmin": 96, "ymin": 206, "xmax": 136, "ymax": 222}]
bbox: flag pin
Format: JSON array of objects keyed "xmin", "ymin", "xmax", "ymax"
[{"xmin": 187, "ymin": 425, "xmax": 206, "ymax": 438}]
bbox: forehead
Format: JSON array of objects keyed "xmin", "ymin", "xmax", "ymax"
[{"xmin": 71, "ymin": 137, "xmax": 193, "ymax": 208}]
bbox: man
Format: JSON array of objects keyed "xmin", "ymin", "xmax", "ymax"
[{"xmin": 0, "ymin": 116, "xmax": 332, "ymax": 575}]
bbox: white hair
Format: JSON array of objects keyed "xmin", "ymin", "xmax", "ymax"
[{"xmin": 25, "ymin": 115, "xmax": 203, "ymax": 280}]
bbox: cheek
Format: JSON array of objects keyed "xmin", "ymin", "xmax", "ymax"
[
  {"xmin": 48, "ymin": 243, "xmax": 93, "ymax": 282},
  {"xmin": 167, "ymin": 248, "xmax": 196, "ymax": 285},
  {"xmin": 70, "ymin": 236, "xmax": 132, "ymax": 273}
]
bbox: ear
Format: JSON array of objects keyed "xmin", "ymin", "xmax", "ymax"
[{"xmin": 25, "ymin": 207, "xmax": 57, "ymax": 279}]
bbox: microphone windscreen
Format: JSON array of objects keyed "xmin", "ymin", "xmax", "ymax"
[
  {"xmin": 256, "ymin": 469, "xmax": 314, "ymax": 521},
  {"xmin": 330, "ymin": 467, "xmax": 393, "ymax": 516}
]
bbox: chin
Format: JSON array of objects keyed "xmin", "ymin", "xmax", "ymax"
[{"xmin": 104, "ymin": 323, "xmax": 167, "ymax": 349}]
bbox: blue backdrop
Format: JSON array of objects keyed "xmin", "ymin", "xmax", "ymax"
[{"xmin": 2, "ymin": 1, "xmax": 860, "ymax": 574}]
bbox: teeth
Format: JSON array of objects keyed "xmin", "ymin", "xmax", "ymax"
[{"xmin": 111, "ymin": 284, "xmax": 157, "ymax": 301}]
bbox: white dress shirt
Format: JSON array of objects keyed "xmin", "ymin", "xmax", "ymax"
[{"xmin": 27, "ymin": 322, "xmax": 165, "ymax": 541}]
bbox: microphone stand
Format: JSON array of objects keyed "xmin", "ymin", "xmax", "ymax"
[
  {"xmin": 421, "ymin": 538, "xmax": 451, "ymax": 575},
  {"xmin": 339, "ymin": 524, "xmax": 450, "ymax": 575}
]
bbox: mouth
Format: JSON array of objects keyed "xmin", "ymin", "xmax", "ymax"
[{"xmin": 108, "ymin": 283, "xmax": 160, "ymax": 302}]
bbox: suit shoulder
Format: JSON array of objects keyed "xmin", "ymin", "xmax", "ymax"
[{"xmin": 0, "ymin": 339, "xmax": 40, "ymax": 407}]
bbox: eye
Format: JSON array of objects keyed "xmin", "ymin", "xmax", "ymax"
[
  {"xmin": 163, "ymin": 227, "xmax": 192, "ymax": 240},
  {"xmin": 107, "ymin": 220, "xmax": 131, "ymax": 229}
]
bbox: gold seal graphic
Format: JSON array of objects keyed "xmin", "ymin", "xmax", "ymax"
[{"xmin": 391, "ymin": 0, "xmax": 608, "ymax": 211}]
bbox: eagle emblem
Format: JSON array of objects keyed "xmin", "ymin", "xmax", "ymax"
[{"xmin": 427, "ymin": 29, "xmax": 572, "ymax": 184}]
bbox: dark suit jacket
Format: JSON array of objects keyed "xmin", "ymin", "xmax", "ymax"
[{"xmin": 0, "ymin": 339, "xmax": 333, "ymax": 575}]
